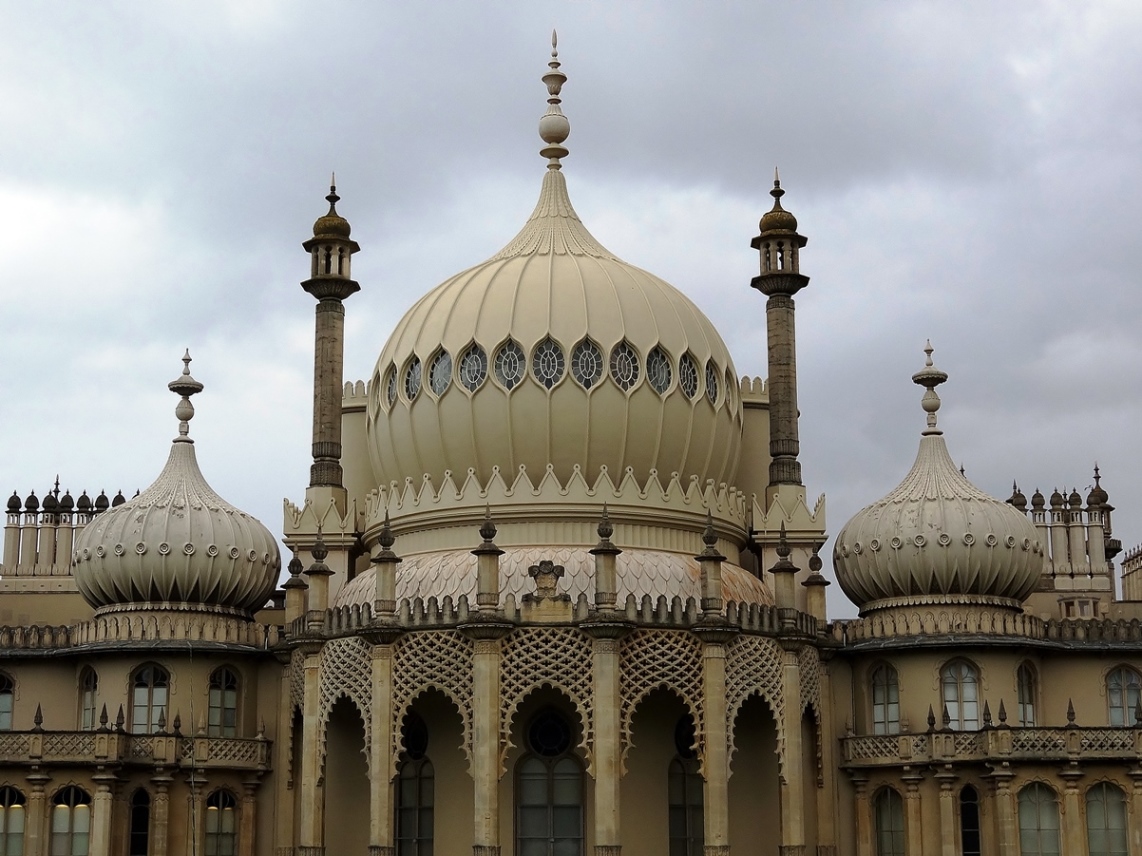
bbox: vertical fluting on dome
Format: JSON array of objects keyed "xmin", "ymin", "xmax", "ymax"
[
  {"xmin": 302, "ymin": 179, "xmax": 361, "ymax": 489},
  {"xmin": 751, "ymin": 170, "xmax": 809, "ymax": 489}
]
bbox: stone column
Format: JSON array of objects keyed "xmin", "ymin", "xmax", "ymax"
[
  {"xmin": 150, "ymin": 770, "xmax": 172, "ymax": 856},
  {"xmin": 463, "ymin": 624, "xmax": 511, "ymax": 856},
  {"xmin": 990, "ymin": 768, "xmax": 1017, "ymax": 856},
  {"xmin": 240, "ymin": 779, "xmax": 258, "ymax": 856},
  {"xmin": 1060, "ymin": 768, "xmax": 1084, "ymax": 856},
  {"xmin": 24, "ymin": 769, "xmax": 49, "ymax": 856},
  {"xmin": 370, "ymin": 642, "xmax": 397, "ymax": 856},
  {"xmin": 585, "ymin": 629, "xmax": 626, "ymax": 856},
  {"xmin": 850, "ymin": 774, "xmax": 872, "ymax": 856},
  {"xmin": 902, "ymin": 771, "xmax": 924, "ymax": 856},
  {"xmin": 274, "ymin": 657, "xmax": 297, "ymax": 856},
  {"xmin": 698, "ymin": 629, "xmax": 735, "ymax": 856},
  {"xmin": 815, "ymin": 659, "xmax": 838, "ymax": 856},
  {"xmin": 1128, "ymin": 768, "xmax": 1142, "ymax": 856},
  {"xmin": 298, "ymin": 647, "xmax": 326, "ymax": 856},
  {"xmin": 935, "ymin": 769, "xmax": 958, "ymax": 856},
  {"xmin": 187, "ymin": 776, "xmax": 207, "ymax": 856},
  {"xmin": 89, "ymin": 771, "xmax": 116, "ymax": 856},
  {"xmin": 778, "ymin": 642, "xmax": 805, "ymax": 856}
]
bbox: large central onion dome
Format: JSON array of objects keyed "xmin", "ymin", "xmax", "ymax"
[
  {"xmin": 833, "ymin": 344, "xmax": 1043, "ymax": 614},
  {"xmin": 366, "ymin": 41, "xmax": 741, "ymax": 491},
  {"xmin": 73, "ymin": 355, "xmax": 280, "ymax": 616}
]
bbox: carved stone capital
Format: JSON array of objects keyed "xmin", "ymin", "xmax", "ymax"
[
  {"xmin": 368, "ymin": 847, "xmax": 396, "ymax": 856},
  {"xmin": 472, "ymin": 847, "xmax": 501, "ymax": 856},
  {"xmin": 595, "ymin": 847, "xmax": 623, "ymax": 856},
  {"xmin": 778, "ymin": 846, "xmax": 805, "ymax": 856},
  {"xmin": 580, "ymin": 619, "xmax": 634, "ymax": 641},
  {"xmin": 458, "ymin": 620, "xmax": 514, "ymax": 642}
]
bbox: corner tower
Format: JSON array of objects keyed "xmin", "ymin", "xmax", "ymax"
[
  {"xmin": 302, "ymin": 180, "xmax": 360, "ymax": 501},
  {"xmin": 751, "ymin": 171, "xmax": 808, "ymax": 495}
]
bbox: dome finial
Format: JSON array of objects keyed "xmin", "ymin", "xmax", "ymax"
[
  {"xmin": 538, "ymin": 30, "xmax": 570, "ymax": 168},
  {"xmin": 326, "ymin": 174, "xmax": 339, "ymax": 214},
  {"xmin": 911, "ymin": 339, "xmax": 948, "ymax": 436},
  {"xmin": 167, "ymin": 350, "xmax": 204, "ymax": 442}
]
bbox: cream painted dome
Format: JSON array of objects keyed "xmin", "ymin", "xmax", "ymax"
[
  {"xmin": 334, "ymin": 545, "xmax": 772, "ymax": 610},
  {"xmin": 833, "ymin": 345, "xmax": 1043, "ymax": 614},
  {"xmin": 72, "ymin": 356, "xmax": 280, "ymax": 615},
  {"xmin": 366, "ymin": 50, "xmax": 741, "ymax": 492}
]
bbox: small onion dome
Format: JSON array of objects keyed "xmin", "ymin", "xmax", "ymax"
[
  {"xmin": 7, "ymin": 492, "xmax": 20, "ymax": 513},
  {"xmin": 833, "ymin": 343, "xmax": 1043, "ymax": 614},
  {"xmin": 759, "ymin": 170, "xmax": 799, "ymax": 234},
  {"xmin": 59, "ymin": 491, "xmax": 74, "ymax": 512},
  {"xmin": 1068, "ymin": 488, "xmax": 1082, "ymax": 509},
  {"xmin": 312, "ymin": 181, "xmax": 351, "ymax": 239},
  {"xmin": 1049, "ymin": 488, "xmax": 1064, "ymax": 509},
  {"xmin": 42, "ymin": 493, "xmax": 58, "ymax": 513},
  {"xmin": 94, "ymin": 491, "xmax": 109, "ymax": 512},
  {"xmin": 24, "ymin": 492, "xmax": 39, "ymax": 513},
  {"xmin": 1088, "ymin": 466, "xmax": 1109, "ymax": 507},
  {"xmin": 73, "ymin": 353, "xmax": 280, "ymax": 616},
  {"xmin": 111, "ymin": 490, "xmax": 126, "ymax": 508},
  {"xmin": 1031, "ymin": 488, "xmax": 1045, "ymax": 510},
  {"xmin": 77, "ymin": 491, "xmax": 92, "ymax": 512},
  {"xmin": 1007, "ymin": 482, "xmax": 1027, "ymax": 512}
]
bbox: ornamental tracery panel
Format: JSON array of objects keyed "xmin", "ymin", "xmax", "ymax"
[
  {"xmin": 619, "ymin": 630, "xmax": 705, "ymax": 769},
  {"xmin": 391, "ymin": 631, "xmax": 475, "ymax": 769},
  {"xmin": 499, "ymin": 627, "xmax": 595, "ymax": 772},
  {"xmin": 289, "ymin": 649, "xmax": 305, "ymax": 712},
  {"xmin": 318, "ymin": 636, "xmax": 373, "ymax": 768},
  {"xmin": 725, "ymin": 635, "xmax": 785, "ymax": 773},
  {"xmin": 799, "ymin": 645, "xmax": 822, "ymax": 720}
]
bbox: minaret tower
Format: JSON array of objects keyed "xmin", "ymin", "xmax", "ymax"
[
  {"xmin": 301, "ymin": 178, "xmax": 360, "ymax": 502},
  {"xmin": 751, "ymin": 170, "xmax": 809, "ymax": 495}
]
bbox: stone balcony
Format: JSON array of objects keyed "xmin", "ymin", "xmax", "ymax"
[
  {"xmin": 0, "ymin": 729, "xmax": 271, "ymax": 772},
  {"xmin": 842, "ymin": 726, "xmax": 1141, "ymax": 768}
]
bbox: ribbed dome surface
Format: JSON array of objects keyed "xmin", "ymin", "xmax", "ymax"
[
  {"xmin": 367, "ymin": 168, "xmax": 742, "ymax": 489},
  {"xmin": 334, "ymin": 545, "xmax": 772, "ymax": 609},
  {"xmin": 73, "ymin": 442, "xmax": 280, "ymax": 614}
]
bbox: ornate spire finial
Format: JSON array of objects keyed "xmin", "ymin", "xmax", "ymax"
[
  {"xmin": 911, "ymin": 340, "xmax": 949, "ymax": 436},
  {"xmin": 538, "ymin": 31, "xmax": 570, "ymax": 168},
  {"xmin": 597, "ymin": 503, "xmax": 613, "ymax": 541},
  {"xmin": 168, "ymin": 350, "xmax": 204, "ymax": 442},
  {"xmin": 479, "ymin": 504, "xmax": 498, "ymax": 545},
  {"xmin": 771, "ymin": 167, "xmax": 785, "ymax": 204},
  {"xmin": 326, "ymin": 175, "xmax": 340, "ymax": 214}
]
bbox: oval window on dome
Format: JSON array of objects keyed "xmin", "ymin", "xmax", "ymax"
[
  {"xmin": 532, "ymin": 337, "xmax": 565, "ymax": 390},
  {"xmin": 385, "ymin": 366, "xmax": 398, "ymax": 407},
  {"xmin": 404, "ymin": 356, "xmax": 422, "ymax": 400},
  {"xmin": 705, "ymin": 360, "xmax": 719, "ymax": 405},
  {"xmin": 429, "ymin": 349, "xmax": 453, "ymax": 396},
  {"xmin": 647, "ymin": 346, "xmax": 672, "ymax": 394},
  {"xmin": 458, "ymin": 344, "xmax": 488, "ymax": 392},
  {"xmin": 679, "ymin": 353, "xmax": 699, "ymax": 399},
  {"xmin": 494, "ymin": 340, "xmax": 526, "ymax": 390},
  {"xmin": 571, "ymin": 339, "xmax": 603, "ymax": 389},
  {"xmin": 610, "ymin": 341, "xmax": 641, "ymax": 391}
]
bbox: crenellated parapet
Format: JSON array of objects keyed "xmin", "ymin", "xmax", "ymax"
[
  {"xmin": 2, "ymin": 488, "xmax": 114, "ymax": 582},
  {"xmin": 738, "ymin": 375, "xmax": 769, "ymax": 403}
]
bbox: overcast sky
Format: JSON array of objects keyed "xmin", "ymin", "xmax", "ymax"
[{"xmin": 2, "ymin": 1, "xmax": 1140, "ymax": 617}]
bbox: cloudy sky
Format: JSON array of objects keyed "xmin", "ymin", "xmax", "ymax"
[{"xmin": 3, "ymin": 1, "xmax": 1140, "ymax": 616}]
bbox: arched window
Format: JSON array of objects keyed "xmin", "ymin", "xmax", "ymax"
[
  {"xmin": 128, "ymin": 789, "xmax": 150, "ymax": 856},
  {"xmin": 668, "ymin": 715, "xmax": 704, "ymax": 856},
  {"xmin": 1017, "ymin": 663, "xmax": 1037, "ymax": 727},
  {"xmin": 396, "ymin": 711, "xmax": 434, "ymax": 856},
  {"xmin": 1017, "ymin": 783, "xmax": 1060, "ymax": 856},
  {"xmin": 940, "ymin": 660, "xmax": 980, "ymax": 730},
  {"xmin": 1106, "ymin": 667, "xmax": 1142, "ymax": 726},
  {"xmin": 0, "ymin": 787, "xmax": 26, "ymax": 856},
  {"xmin": 0, "ymin": 674, "xmax": 13, "ymax": 731},
  {"xmin": 205, "ymin": 790, "xmax": 237, "ymax": 856},
  {"xmin": 1086, "ymin": 783, "xmax": 1128, "ymax": 856},
  {"xmin": 873, "ymin": 788, "xmax": 905, "ymax": 856},
  {"xmin": 79, "ymin": 668, "xmax": 98, "ymax": 731},
  {"xmin": 208, "ymin": 667, "xmax": 239, "ymax": 738},
  {"xmin": 130, "ymin": 665, "xmax": 169, "ymax": 734},
  {"xmin": 870, "ymin": 664, "xmax": 900, "ymax": 735},
  {"xmin": 959, "ymin": 785, "xmax": 981, "ymax": 856},
  {"xmin": 51, "ymin": 786, "xmax": 91, "ymax": 856},
  {"xmin": 516, "ymin": 709, "xmax": 584, "ymax": 856}
]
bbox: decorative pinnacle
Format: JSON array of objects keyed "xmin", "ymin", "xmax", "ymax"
[
  {"xmin": 479, "ymin": 504, "xmax": 498, "ymax": 544},
  {"xmin": 326, "ymin": 174, "xmax": 340, "ymax": 214},
  {"xmin": 597, "ymin": 503, "xmax": 613, "ymax": 541},
  {"xmin": 703, "ymin": 511, "xmax": 718, "ymax": 548},
  {"xmin": 1066, "ymin": 698, "xmax": 1076, "ymax": 725},
  {"xmin": 771, "ymin": 167, "xmax": 784, "ymax": 202},
  {"xmin": 168, "ymin": 350, "xmax": 204, "ymax": 442},
  {"xmin": 538, "ymin": 29, "xmax": 570, "ymax": 168},
  {"xmin": 379, "ymin": 511, "xmax": 395, "ymax": 550},
  {"xmin": 768, "ymin": 523, "xmax": 796, "ymax": 574},
  {"xmin": 911, "ymin": 340, "xmax": 948, "ymax": 436}
]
